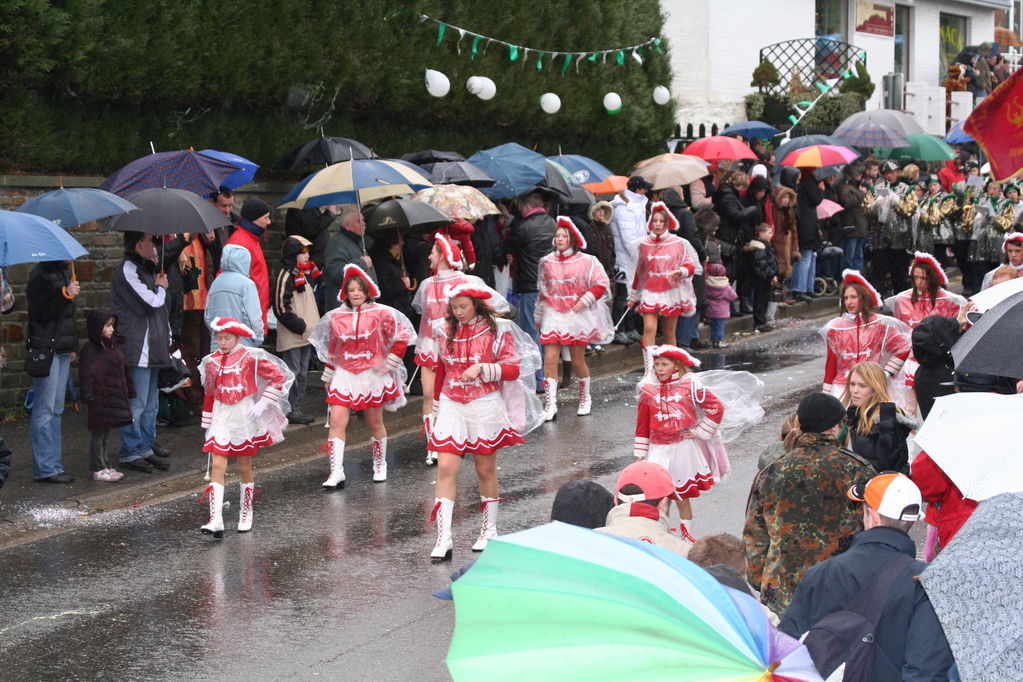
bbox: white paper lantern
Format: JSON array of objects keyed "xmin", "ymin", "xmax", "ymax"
[
  {"xmin": 425, "ymin": 69, "xmax": 450, "ymax": 98},
  {"xmin": 476, "ymin": 77, "xmax": 497, "ymax": 101},
  {"xmin": 652, "ymin": 85, "xmax": 671, "ymax": 106},
  {"xmin": 539, "ymin": 92, "xmax": 561, "ymax": 114},
  {"xmin": 603, "ymin": 92, "xmax": 622, "ymax": 115},
  {"xmin": 466, "ymin": 76, "xmax": 482, "ymax": 95}
]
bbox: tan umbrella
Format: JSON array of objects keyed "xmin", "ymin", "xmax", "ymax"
[
  {"xmin": 631, "ymin": 158, "xmax": 710, "ymax": 190},
  {"xmin": 631, "ymin": 153, "xmax": 710, "ymax": 171}
]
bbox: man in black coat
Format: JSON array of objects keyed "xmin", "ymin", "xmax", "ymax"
[
  {"xmin": 790, "ymin": 169, "xmax": 824, "ymax": 301},
  {"xmin": 26, "ymin": 260, "xmax": 80, "ymax": 483},
  {"xmin": 780, "ymin": 473, "xmax": 953, "ymax": 680}
]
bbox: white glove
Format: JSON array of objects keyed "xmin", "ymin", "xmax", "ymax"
[{"xmin": 247, "ymin": 400, "xmax": 268, "ymax": 420}]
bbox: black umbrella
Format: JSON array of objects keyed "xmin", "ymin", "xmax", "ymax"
[
  {"xmin": 366, "ymin": 198, "xmax": 452, "ymax": 234},
  {"xmin": 420, "ymin": 161, "xmax": 496, "ymax": 188},
  {"xmin": 951, "ymin": 291, "xmax": 1023, "ymax": 377},
  {"xmin": 105, "ymin": 188, "xmax": 233, "ymax": 236},
  {"xmin": 402, "ymin": 149, "xmax": 465, "ymax": 165},
  {"xmin": 276, "ymin": 136, "xmax": 376, "ymax": 169}
]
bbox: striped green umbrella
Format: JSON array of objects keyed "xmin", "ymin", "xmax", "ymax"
[
  {"xmin": 876, "ymin": 133, "xmax": 957, "ymax": 162},
  {"xmin": 446, "ymin": 522, "xmax": 822, "ymax": 681}
]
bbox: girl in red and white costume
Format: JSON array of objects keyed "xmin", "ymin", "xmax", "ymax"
[
  {"xmin": 627, "ymin": 202, "xmax": 699, "ymax": 348},
  {"xmin": 412, "ymin": 234, "xmax": 508, "ymax": 465},
  {"xmin": 885, "ymin": 253, "xmax": 966, "ymax": 330},
  {"xmin": 822, "ymin": 270, "xmax": 911, "ymax": 401},
  {"xmin": 429, "ymin": 283, "xmax": 544, "ymax": 560},
  {"xmin": 535, "ymin": 216, "xmax": 613, "ymax": 420},
  {"xmin": 634, "ymin": 345, "xmax": 723, "ymax": 541},
  {"xmin": 309, "ymin": 264, "xmax": 416, "ymax": 489},
  {"xmin": 199, "ymin": 317, "xmax": 294, "ymax": 537}
]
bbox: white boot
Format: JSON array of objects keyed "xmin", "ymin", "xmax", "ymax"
[
  {"xmin": 577, "ymin": 377, "xmax": 592, "ymax": 416},
  {"xmin": 237, "ymin": 482, "xmax": 254, "ymax": 532},
  {"xmin": 424, "ymin": 415, "xmax": 438, "ymax": 465},
  {"xmin": 472, "ymin": 497, "xmax": 501, "ymax": 551},
  {"xmin": 200, "ymin": 482, "xmax": 224, "ymax": 538},
  {"xmin": 371, "ymin": 437, "xmax": 387, "ymax": 482},
  {"xmin": 641, "ymin": 344, "xmax": 653, "ymax": 376},
  {"xmin": 321, "ymin": 438, "xmax": 346, "ymax": 489},
  {"xmin": 430, "ymin": 497, "xmax": 454, "ymax": 561},
  {"xmin": 543, "ymin": 378, "xmax": 558, "ymax": 421}
]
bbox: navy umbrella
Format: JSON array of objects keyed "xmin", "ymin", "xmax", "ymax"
[
  {"xmin": 467, "ymin": 143, "xmax": 548, "ymax": 199},
  {"xmin": 17, "ymin": 187, "xmax": 138, "ymax": 228},
  {"xmin": 721, "ymin": 121, "xmax": 781, "ymax": 140},
  {"xmin": 100, "ymin": 150, "xmax": 242, "ymax": 198},
  {"xmin": 547, "ymin": 154, "xmax": 614, "ymax": 185},
  {"xmin": 0, "ymin": 210, "xmax": 89, "ymax": 266}
]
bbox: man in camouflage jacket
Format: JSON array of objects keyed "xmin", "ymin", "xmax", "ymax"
[{"xmin": 743, "ymin": 393, "xmax": 875, "ymax": 616}]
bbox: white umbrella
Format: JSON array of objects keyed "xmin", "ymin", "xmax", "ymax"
[
  {"xmin": 913, "ymin": 393, "xmax": 1023, "ymax": 501},
  {"xmin": 967, "ymin": 276, "xmax": 1023, "ymax": 314}
]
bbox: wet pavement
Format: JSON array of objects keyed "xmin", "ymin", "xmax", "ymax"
[{"xmin": 0, "ymin": 322, "xmax": 829, "ymax": 681}]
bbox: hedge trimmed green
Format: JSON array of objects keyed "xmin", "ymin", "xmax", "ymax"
[{"xmin": 1, "ymin": 1, "xmax": 675, "ymax": 176}]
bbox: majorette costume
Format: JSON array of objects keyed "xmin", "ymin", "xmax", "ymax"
[
  {"xmin": 308, "ymin": 264, "xmax": 417, "ymax": 488},
  {"xmin": 628, "ymin": 202, "xmax": 699, "ymax": 317},
  {"xmin": 535, "ymin": 216, "xmax": 614, "ymax": 418},
  {"xmin": 429, "ymin": 283, "xmax": 544, "ymax": 559},
  {"xmin": 885, "ymin": 253, "xmax": 966, "ymax": 330},
  {"xmin": 411, "ymin": 234, "xmax": 508, "ymax": 369},
  {"xmin": 199, "ymin": 317, "xmax": 295, "ymax": 537},
  {"xmin": 822, "ymin": 270, "xmax": 912, "ymax": 400},
  {"xmin": 980, "ymin": 232, "xmax": 1023, "ymax": 290}
]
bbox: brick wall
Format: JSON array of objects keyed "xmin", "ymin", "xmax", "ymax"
[{"xmin": 0, "ymin": 175, "xmax": 293, "ymax": 411}]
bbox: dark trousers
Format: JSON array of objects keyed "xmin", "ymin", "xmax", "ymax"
[
  {"xmin": 752, "ymin": 278, "xmax": 772, "ymax": 327},
  {"xmin": 611, "ymin": 282, "xmax": 640, "ymax": 333},
  {"xmin": 279, "ymin": 345, "xmax": 312, "ymax": 413},
  {"xmin": 869, "ymin": 247, "xmax": 911, "ymax": 295},
  {"xmin": 90, "ymin": 428, "xmax": 111, "ymax": 472}
]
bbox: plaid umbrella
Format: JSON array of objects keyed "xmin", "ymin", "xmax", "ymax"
[
  {"xmin": 833, "ymin": 121, "xmax": 910, "ymax": 148},
  {"xmin": 100, "ymin": 150, "xmax": 241, "ymax": 198}
]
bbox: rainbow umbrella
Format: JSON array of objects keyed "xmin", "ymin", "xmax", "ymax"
[
  {"xmin": 781, "ymin": 144, "xmax": 859, "ymax": 168},
  {"xmin": 682, "ymin": 136, "xmax": 758, "ymax": 162},
  {"xmin": 446, "ymin": 522, "xmax": 822, "ymax": 681}
]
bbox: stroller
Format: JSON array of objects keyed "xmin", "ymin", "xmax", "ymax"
[{"xmin": 814, "ymin": 242, "xmax": 844, "ymax": 296}]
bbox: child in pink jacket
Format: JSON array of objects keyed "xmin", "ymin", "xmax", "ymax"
[{"xmin": 704, "ymin": 264, "xmax": 737, "ymax": 348}]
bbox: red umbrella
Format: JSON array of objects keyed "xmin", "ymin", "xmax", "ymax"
[
  {"xmin": 681, "ymin": 136, "xmax": 758, "ymax": 162},
  {"xmin": 781, "ymin": 144, "xmax": 859, "ymax": 168}
]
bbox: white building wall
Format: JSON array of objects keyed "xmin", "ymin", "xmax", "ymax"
[{"xmin": 905, "ymin": 0, "xmax": 997, "ymax": 88}]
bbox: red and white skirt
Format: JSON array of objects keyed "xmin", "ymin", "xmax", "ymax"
[
  {"xmin": 203, "ymin": 397, "xmax": 283, "ymax": 457},
  {"xmin": 636, "ymin": 285, "xmax": 696, "ymax": 318},
  {"xmin": 428, "ymin": 394, "xmax": 523, "ymax": 456},
  {"xmin": 538, "ymin": 307, "xmax": 612, "ymax": 346},
  {"xmin": 646, "ymin": 440, "xmax": 714, "ymax": 498},
  {"xmin": 414, "ymin": 335, "xmax": 440, "ymax": 368},
  {"xmin": 327, "ymin": 366, "xmax": 399, "ymax": 410}
]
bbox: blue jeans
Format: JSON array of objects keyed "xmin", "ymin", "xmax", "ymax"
[
  {"xmin": 841, "ymin": 237, "xmax": 865, "ymax": 272},
  {"xmin": 675, "ymin": 314, "xmax": 699, "ymax": 346},
  {"xmin": 709, "ymin": 318, "xmax": 727, "ymax": 342},
  {"xmin": 514, "ymin": 292, "xmax": 544, "ymax": 383},
  {"xmin": 30, "ymin": 352, "xmax": 72, "ymax": 478},
  {"xmin": 790, "ymin": 249, "xmax": 817, "ymax": 293},
  {"xmin": 119, "ymin": 367, "xmax": 160, "ymax": 463}
]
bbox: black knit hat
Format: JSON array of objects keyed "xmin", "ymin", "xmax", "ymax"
[
  {"xmin": 240, "ymin": 197, "xmax": 271, "ymax": 222},
  {"xmin": 797, "ymin": 392, "xmax": 847, "ymax": 433},
  {"xmin": 627, "ymin": 176, "xmax": 653, "ymax": 193}
]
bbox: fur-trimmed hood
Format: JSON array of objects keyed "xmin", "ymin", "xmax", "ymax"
[{"xmin": 589, "ymin": 200, "xmax": 614, "ymax": 223}]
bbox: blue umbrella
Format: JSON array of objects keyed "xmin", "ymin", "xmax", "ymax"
[
  {"xmin": 16, "ymin": 187, "xmax": 137, "ymax": 228},
  {"xmin": 467, "ymin": 143, "xmax": 548, "ymax": 199},
  {"xmin": 198, "ymin": 149, "xmax": 259, "ymax": 189},
  {"xmin": 100, "ymin": 149, "xmax": 241, "ymax": 197},
  {"xmin": 945, "ymin": 121, "xmax": 974, "ymax": 144},
  {"xmin": 0, "ymin": 210, "xmax": 89, "ymax": 266},
  {"xmin": 547, "ymin": 154, "xmax": 614, "ymax": 185},
  {"xmin": 721, "ymin": 120, "xmax": 781, "ymax": 140}
]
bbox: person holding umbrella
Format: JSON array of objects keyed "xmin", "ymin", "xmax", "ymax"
[
  {"xmin": 225, "ymin": 198, "xmax": 272, "ymax": 333},
  {"xmin": 323, "ymin": 208, "xmax": 377, "ymax": 313},
  {"xmin": 26, "ymin": 260, "xmax": 81, "ymax": 483}
]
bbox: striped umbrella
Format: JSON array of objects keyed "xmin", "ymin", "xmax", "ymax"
[
  {"xmin": 781, "ymin": 144, "xmax": 859, "ymax": 168},
  {"xmin": 833, "ymin": 121, "xmax": 909, "ymax": 148},
  {"xmin": 278, "ymin": 159, "xmax": 433, "ymax": 209},
  {"xmin": 446, "ymin": 522, "xmax": 823, "ymax": 681}
]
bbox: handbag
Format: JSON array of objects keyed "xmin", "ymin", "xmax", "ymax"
[{"xmin": 24, "ymin": 340, "xmax": 55, "ymax": 378}]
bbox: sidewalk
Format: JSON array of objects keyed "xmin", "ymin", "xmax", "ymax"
[{"xmin": 0, "ymin": 296, "xmax": 837, "ymax": 548}]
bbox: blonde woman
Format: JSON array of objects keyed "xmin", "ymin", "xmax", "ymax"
[{"xmin": 841, "ymin": 361, "xmax": 919, "ymax": 474}]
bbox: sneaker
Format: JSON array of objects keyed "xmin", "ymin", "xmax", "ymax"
[
  {"xmin": 626, "ymin": 329, "xmax": 643, "ymax": 342},
  {"xmin": 755, "ymin": 324, "xmax": 774, "ymax": 333},
  {"xmin": 93, "ymin": 469, "xmax": 117, "ymax": 482},
  {"xmin": 592, "ymin": 344, "xmax": 607, "ymax": 353},
  {"xmin": 106, "ymin": 468, "xmax": 125, "ymax": 481}
]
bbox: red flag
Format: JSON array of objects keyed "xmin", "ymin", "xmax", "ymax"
[{"xmin": 963, "ymin": 66, "xmax": 1023, "ymax": 181}]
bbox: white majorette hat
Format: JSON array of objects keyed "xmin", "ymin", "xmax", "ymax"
[
  {"xmin": 646, "ymin": 201, "xmax": 679, "ymax": 232},
  {"xmin": 909, "ymin": 252, "xmax": 948, "ymax": 286},
  {"xmin": 444, "ymin": 282, "xmax": 494, "ymax": 302},
  {"xmin": 435, "ymin": 233, "xmax": 464, "ymax": 271},
  {"xmin": 841, "ymin": 269, "xmax": 882, "ymax": 308},
  {"xmin": 1004, "ymin": 231, "xmax": 1023, "ymax": 251},
  {"xmin": 554, "ymin": 215, "xmax": 587, "ymax": 250},
  {"xmin": 209, "ymin": 317, "xmax": 256, "ymax": 339},
  {"xmin": 340, "ymin": 263, "xmax": 381, "ymax": 301},
  {"xmin": 647, "ymin": 344, "xmax": 701, "ymax": 368}
]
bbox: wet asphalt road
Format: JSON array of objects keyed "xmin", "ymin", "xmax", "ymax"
[{"xmin": 0, "ymin": 324, "xmax": 826, "ymax": 681}]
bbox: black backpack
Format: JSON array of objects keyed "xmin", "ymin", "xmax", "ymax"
[{"xmin": 802, "ymin": 553, "xmax": 914, "ymax": 681}]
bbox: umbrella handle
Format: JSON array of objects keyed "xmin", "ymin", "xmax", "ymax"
[{"xmin": 70, "ymin": 261, "xmax": 77, "ymax": 283}]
